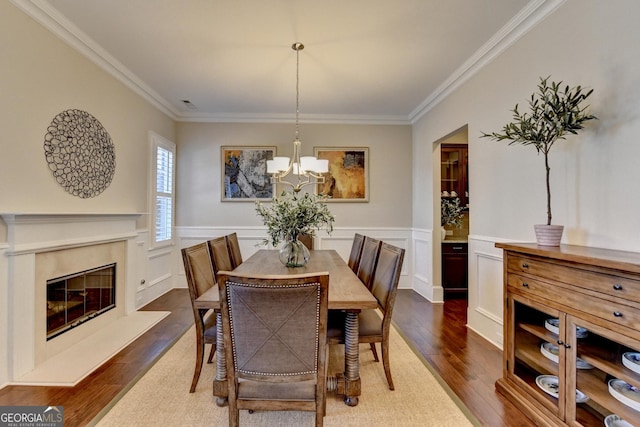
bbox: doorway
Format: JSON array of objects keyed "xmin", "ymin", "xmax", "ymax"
[{"xmin": 436, "ymin": 126, "xmax": 469, "ymax": 300}]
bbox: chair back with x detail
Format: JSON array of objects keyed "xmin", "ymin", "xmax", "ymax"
[{"xmin": 217, "ymin": 271, "xmax": 329, "ymax": 427}]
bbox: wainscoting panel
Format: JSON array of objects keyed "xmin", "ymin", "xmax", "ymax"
[
  {"xmin": 467, "ymin": 235, "xmax": 514, "ymax": 349},
  {"xmin": 410, "ymin": 229, "xmax": 440, "ymax": 302},
  {"xmin": 136, "ymin": 229, "xmax": 175, "ymax": 309}
]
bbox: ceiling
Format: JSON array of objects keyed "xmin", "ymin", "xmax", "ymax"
[{"xmin": 17, "ymin": 0, "xmax": 554, "ymax": 124}]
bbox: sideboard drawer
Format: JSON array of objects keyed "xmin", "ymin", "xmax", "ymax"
[
  {"xmin": 508, "ymin": 273, "xmax": 640, "ymax": 335},
  {"xmin": 507, "ymin": 255, "xmax": 640, "ymax": 304}
]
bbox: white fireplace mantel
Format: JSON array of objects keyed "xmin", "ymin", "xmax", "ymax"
[
  {"xmin": 2, "ymin": 212, "xmax": 144, "ymax": 381},
  {"xmin": 2, "ymin": 213, "xmax": 143, "ymax": 254}
]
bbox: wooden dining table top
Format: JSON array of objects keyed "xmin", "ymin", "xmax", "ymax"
[{"xmin": 195, "ymin": 249, "xmax": 377, "ymax": 311}]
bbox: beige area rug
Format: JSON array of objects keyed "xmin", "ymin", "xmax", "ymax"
[
  {"xmin": 15, "ymin": 311, "xmax": 170, "ymax": 386},
  {"xmin": 93, "ymin": 323, "xmax": 479, "ymax": 426}
]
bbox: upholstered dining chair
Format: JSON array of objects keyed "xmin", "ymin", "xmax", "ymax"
[
  {"xmin": 347, "ymin": 233, "xmax": 365, "ymax": 273},
  {"xmin": 356, "ymin": 236, "xmax": 382, "ymax": 290},
  {"xmin": 328, "ymin": 242, "xmax": 405, "ymax": 390},
  {"xmin": 298, "ymin": 233, "xmax": 313, "ymax": 250},
  {"xmin": 225, "ymin": 232, "xmax": 243, "ymax": 269},
  {"xmin": 217, "ymin": 271, "xmax": 330, "ymax": 427},
  {"xmin": 181, "ymin": 242, "xmax": 217, "ymax": 393},
  {"xmin": 208, "ymin": 236, "xmax": 234, "ymax": 275}
]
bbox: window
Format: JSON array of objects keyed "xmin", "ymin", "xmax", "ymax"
[{"xmin": 149, "ymin": 132, "xmax": 175, "ymax": 247}]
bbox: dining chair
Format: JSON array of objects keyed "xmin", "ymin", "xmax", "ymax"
[
  {"xmin": 208, "ymin": 236, "xmax": 234, "ymax": 275},
  {"xmin": 356, "ymin": 236, "xmax": 382, "ymax": 290},
  {"xmin": 217, "ymin": 271, "xmax": 330, "ymax": 427},
  {"xmin": 225, "ymin": 232, "xmax": 243, "ymax": 269},
  {"xmin": 347, "ymin": 233, "xmax": 365, "ymax": 273},
  {"xmin": 181, "ymin": 242, "xmax": 217, "ymax": 393},
  {"xmin": 298, "ymin": 233, "xmax": 313, "ymax": 250},
  {"xmin": 328, "ymin": 242, "xmax": 405, "ymax": 390}
]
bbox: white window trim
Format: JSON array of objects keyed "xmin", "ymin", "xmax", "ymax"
[{"xmin": 149, "ymin": 131, "xmax": 176, "ymax": 249}]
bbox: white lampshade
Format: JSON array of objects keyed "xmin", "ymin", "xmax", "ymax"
[
  {"xmin": 299, "ymin": 156, "xmax": 316, "ymax": 172},
  {"xmin": 315, "ymin": 159, "xmax": 329, "ymax": 173},
  {"xmin": 267, "ymin": 157, "xmax": 290, "ymax": 173}
]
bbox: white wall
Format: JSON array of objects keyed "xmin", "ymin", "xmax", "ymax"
[
  {"xmin": 0, "ymin": 2, "xmax": 176, "ymax": 387},
  {"xmin": 175, "ymin": 122, "xmax": 413, "ymax": 228},
  {"xmin": 0, "ymin": 2, "xmax": 175, "ymax": 226},
  {"xmin": 413, "ymin": 0, "xmax": 640, "ymax": 346}
]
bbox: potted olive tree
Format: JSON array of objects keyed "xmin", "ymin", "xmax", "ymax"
[{"xmin": 482, "ymin": 76, "xmax": 597, "ymax": 246}]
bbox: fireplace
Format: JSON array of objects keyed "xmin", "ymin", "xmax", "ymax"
[
  {"xmin": 2, "ymin": 213, "xmax": 142, "ymax": 380},
  {"xmin": 46, "ymin": 263, "xmax": 116, "ymax": 340}
]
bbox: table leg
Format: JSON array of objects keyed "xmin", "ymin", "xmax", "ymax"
[
  {"xmin": 343, "ymin": 310, "xmax": 361, "ymax": 406},
  {"xmin": 212, "ymin": 310, "xmax": 228, "ymax": 407}
]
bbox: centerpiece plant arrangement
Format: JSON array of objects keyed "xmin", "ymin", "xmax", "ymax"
[
  {"xmin": 481, "ymin": 76, "xmax": 597, "ymax": 246},
  {"xmin": 255, "ymin": 191, "xmax": 335, "ymax": 267}
]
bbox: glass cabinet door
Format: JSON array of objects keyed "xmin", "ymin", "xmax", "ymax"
[
  {"xmin": 568, "ymin": 316, "xmax": 640, "ymax": 427},
  {"xmin": 511, "ymin": 296, "xmax": 564, "ymax": 418},
  {"xmin": 440, "ymin": 145, "xmax": 468, "ymax": 207},
  {"xmin": 441, "ymin": 149, "xmax": 460, "ymax": 194}
]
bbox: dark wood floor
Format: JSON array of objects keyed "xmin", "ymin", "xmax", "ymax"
[{"xmin": 0, "ymin": 288, "xmax": 533, "ymax": 427}]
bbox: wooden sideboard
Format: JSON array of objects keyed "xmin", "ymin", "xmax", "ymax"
[{"xmin": 496, "ymin": 242, "xmax": 640, "ymax": 427}]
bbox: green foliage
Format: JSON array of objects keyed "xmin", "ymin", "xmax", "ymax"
[
  {"xmin": 441, "ymin": 197, "xmax": 464, "ymax": 228},
  {"xmin": 481, "ymin": 76, "xmax": 597, "ymax": 225},
  {"xmin": 255, "ymin": 191, "xmax": 335, "ymax": 247}
]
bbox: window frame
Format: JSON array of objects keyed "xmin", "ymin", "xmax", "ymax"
[{"xmin": 149, "ymin": 131, "xmax": 176, "ymax": 249}]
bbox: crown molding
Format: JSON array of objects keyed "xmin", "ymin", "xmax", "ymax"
[
  {"xmin": 409, "ymin": 0, "xmax": 566, "ymax": 124},
  {"xmin": 175, "ymin": 112, "xmax": 411, "ymax": 125},
  {"xmin": 13, "ymin": 0, "xmax": 564, "ymax": 126},
  {"xmin": 11, "ymin": 0, "xmax": 181, "ymax": 120}
]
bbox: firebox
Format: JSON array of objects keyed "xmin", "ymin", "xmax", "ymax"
[{"xmin": 46, "ymin": 263, "xmax": 116, "ymax": 340}]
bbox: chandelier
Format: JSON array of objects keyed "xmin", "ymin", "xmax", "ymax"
[{"xmin": 266, "ymin": 42, "xmax": 328, "ymax": 193}]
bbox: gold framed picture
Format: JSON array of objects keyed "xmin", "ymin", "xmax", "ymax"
[{"xmin": 314, "ymin": 147, "xmax": 369, "ymax": 202}]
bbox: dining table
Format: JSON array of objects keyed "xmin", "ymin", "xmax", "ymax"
[{"xmin": 195, "ymin": 249, "xmax": 377, "ymax": 407}]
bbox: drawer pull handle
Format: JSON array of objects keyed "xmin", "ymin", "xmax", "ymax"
[
  {"xmin": 614, "ymin": 311, "xmax": 623, "ymax": 318},
  {"xmin": 452, "ymin": 246, "xmax": 463, "ymax": 250},
  {"xmin": 521, "ymin": 282, "xmax": 529, "ymax": 288},
  {"xmin": 613, "ymin": 284, "xmax": 623, "ymax": 291},
  {"xmin": 521, "ymin": 263, "xmax": 529, "ymax": 269}
]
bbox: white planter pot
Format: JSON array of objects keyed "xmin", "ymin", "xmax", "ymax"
[{"xmin": 534, "ymin": 224, "xmax": 564, "ymax": 246}]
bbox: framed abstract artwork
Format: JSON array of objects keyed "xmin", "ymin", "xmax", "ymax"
[
  {"xmin": 221, "ymin": 146, "xmax": 276, "ymax": 201},
  {"xmin": 314, "ymin": 147, "xmax": 369, "ymax": 202}
]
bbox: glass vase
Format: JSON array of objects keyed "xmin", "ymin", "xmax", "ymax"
[{"xmin": 279, "ymin": 235, "xmax": 310, "ymax": 267}]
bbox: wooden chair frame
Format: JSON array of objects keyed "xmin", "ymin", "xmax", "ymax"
[
  {"xmin": 181, "ymin": 242, "xmax": 217, "ymax": 392},
  {"xmin": 218, "ymin": 271, "xmax": 329, "ymax": 427}
]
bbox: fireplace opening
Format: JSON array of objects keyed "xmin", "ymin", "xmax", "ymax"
[{"xmin": 46, "ymin": 263, "xmax": 116, "ymax": 341}]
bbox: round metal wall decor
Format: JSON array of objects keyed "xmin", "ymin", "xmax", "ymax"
[{"xmin": 43, "ymin": 109, "xmax": 116, "ymax": 198}]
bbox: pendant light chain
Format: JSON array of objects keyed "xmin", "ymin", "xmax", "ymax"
[
  {"xmin": 266, "ymin": 42, "xmax": 328, "ymax": 193},
  {"xmin": 294, "ymin": 42, "xmax": 303, "ymax": 142}
]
